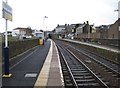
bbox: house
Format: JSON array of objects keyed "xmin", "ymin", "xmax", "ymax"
[
  {"xmin": 65, "ymin": 24, "xmax": 76, "ymax": 38},
  {"xmin": 55, "ymin": 24, "xmax": 66, "ymax": 34},
  {"xmin": 75, "ymin": 21, "xmax": 97, "ymax": 40},
  {"xmin": 96, "ymin": 25, "xmax": 111, "ymax": 39},
  {"xmin": 92, "ymin": 19, "xmax": 119, "ymax": 46},
  {"xmin": 54, "ymin": 24, "xmax": 67, "ymax": 38},
  {"xmin": 75, "ymin": 24, "xmax": 85, "ymax": 35},
  {"xmin": 65, "ymin": 24, "xmax": 75, "ymax": 33},
  {"xmin": 107, "ymin": 18, "xmax": 120, "ymax": 39},
  {"xmin": 12, "ymin": 27, "xmax": 32, "ymax": 39}
]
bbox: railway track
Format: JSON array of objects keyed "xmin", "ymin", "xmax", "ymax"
[
  {"xmin": 67, "ymin": 43, "xmax": 120, "ymax": 77},
  {"xmin": 57, "ymin": 44, "xmax": 109, "ymax": 87},
  {"xmin": 55, "ymin": 40, "xmax": 120, "ymax": 88}
]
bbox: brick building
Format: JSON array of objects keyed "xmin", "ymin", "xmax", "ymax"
[{"xmin": 108, "ymin": 18, "xmax": 120, "ymax": 39}]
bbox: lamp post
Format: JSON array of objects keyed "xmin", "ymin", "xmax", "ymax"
[
  {"xmin": 43, "ymin": 16, "xmax": 48, "ymax": 31},
  {"xmin": 43, "ymin": 16, "xmax": 48, "ymax": 42},
  {"xmin": 114, "ymin": 1, "xmax": 120, "ymax": 19},
  {"xmin": 118, "ymin": 1, "xmax": 120, "ymax": 19}
]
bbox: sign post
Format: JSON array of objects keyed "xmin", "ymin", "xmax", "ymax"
[{"xmin": 2, "ymin": 0, "xmax": 12, "ymax": 78}]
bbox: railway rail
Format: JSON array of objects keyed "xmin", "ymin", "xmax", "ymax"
[
  {"xmin": 57, "ymin": 44, "xmax": 109, "ymax": 87},
  {"xmin": 66, "ymin": 43, "xmax": 120, "ymax": 76},
  {"xmin": 55, "ymin": 40, "xmax": 120, "ymax": 88}
]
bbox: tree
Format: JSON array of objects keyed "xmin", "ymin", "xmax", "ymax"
[{"xmin": 26, "ymin": 27, "xmax": 33, "ymax": 36}]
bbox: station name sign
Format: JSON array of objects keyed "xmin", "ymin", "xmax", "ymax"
[{"xmin": 2, "ymin": 1, "xmax": 12, "ymax": 21}]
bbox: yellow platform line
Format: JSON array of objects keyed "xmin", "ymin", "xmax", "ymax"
[{"xmin": 34, "ymin": 39, "xmax": 53, "ymax": 87}]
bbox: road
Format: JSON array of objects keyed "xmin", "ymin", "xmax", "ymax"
[{"xmin": 2, "ymin": 40, "xmax": 50, "ymax": 87}]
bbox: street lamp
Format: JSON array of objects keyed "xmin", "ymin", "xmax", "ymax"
[
  {"xmin": 114, "ymin": 1, "xmax": 120, "ymax": 19},
  {"xmin": 118, "ymin": 1, "xmax": 120, "ymax": 19},
  {"xmin": 43, "ymin": 16, "xmax": 48, "ymax": 41},
  {"xmin": 43, "ymin": 16, "xmax": 48, "ymax": 31}
]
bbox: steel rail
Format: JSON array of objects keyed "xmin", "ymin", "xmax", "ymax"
[
  {"xmin": 57, "ymin": 43, "xmax": 109, "ymax": 87},
  {"xmin": 57, "ymin": 45, "xmax": 78, "ymax": 88},
  {"xmin": 76, "ymin": 48, "xmax": 120, "ymax": 76},
  {"xmin": 67, "ymin": 49, "xmax": 109, "ymax": 88},
  {"xmin": 67, "ymin": 43, "xmax": 120, "ymax": 76}
]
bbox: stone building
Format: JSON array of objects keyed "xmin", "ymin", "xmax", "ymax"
[{"xmin": 108, "ymin": 18, "xmax": 120, "ymax": 39}]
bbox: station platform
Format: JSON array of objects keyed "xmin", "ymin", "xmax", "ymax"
[
  {"xmin": 62, "ymin": 39, "xmax": 120, "ymax": 53},
  {"xmin": 2, "ymin": 39, "xmax": 64, "ymax": 87},
  {"xmin": 34, "ymin": 39, "xmax": 64, "ymax": 87}
]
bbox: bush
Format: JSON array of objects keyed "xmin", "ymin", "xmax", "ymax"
[{"xmin": 2, "ymin": 39, "xmax": 39, "ymax": 59}]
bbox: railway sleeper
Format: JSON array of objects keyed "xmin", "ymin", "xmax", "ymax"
[
  {"xmin": 71, "ymin": 68, "xmax": 85, "ymax": 71},
  {"xmin": 65, "ymin": 83, "xmax": 73, "ymax": 86},
  {"xmin": 63, "ymin": 70, "xmax": 68, "ymax": 73},
  {"xmin": 70, "ymin": 67, "xmax": 84, "ymax": 69},
  {"xmin": 69, "ymin": 65, "xmax": 78, "ymax": 67},
  {"xmin": 65, "ymin": 79, "xmax": 72, "ymax": 82},
  {"xmin": 78, "ymin": 82, "xmax": 100, "ymax": 86},
  {"xmin": 64, "ymin": 76, "xmax": 71, "ymax": 79},
  {"xmin": 74, "ymin": 76, "xmax": 93, "ymax": 79},
  {"xmin": 76, "ymin": 79, "xmax": 96, "ymax": 83},
  {"xmin": 72, "ymin": 70, "xmax": 88, "ymax": 73},
  {"xmin": 73, "ymin": 73, "xmax": 90, "ymax": 76}
]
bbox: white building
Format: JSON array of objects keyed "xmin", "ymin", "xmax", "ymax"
[
  {"xmin": 76, "ymin": 24, "xmax": 85, "ymax": 35},
  {"xmin": 55, "ymin": 25, "xmax": 66, "ymax": 34},
  {"xmin": 12, "ymin": 29, "xmax": 21, "ymax": 36},
  {"xmin": 12, "ymin": 27, "xmax": 32, "ymax": 39}
]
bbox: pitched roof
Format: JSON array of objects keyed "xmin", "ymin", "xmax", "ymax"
[{"xmin": 13, "ymin": 27, "xmax": 29, "ymax": 30}]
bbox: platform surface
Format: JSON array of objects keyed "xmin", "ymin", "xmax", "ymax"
[
  {"xmin": 34, "ymin": 39, "xmax": 64, "ymax": 87},
  {"xmin": 2, "ymin": 40, "xmax": 51, "ymax": 87},
  {"xmin": 63, "ymin": 39, "xmax": 119, "ymax": 53}
]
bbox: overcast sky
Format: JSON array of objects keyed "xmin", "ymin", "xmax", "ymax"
[{"xmin": 0, "ymin": 0, "xmax": 119, "ymax": 32}]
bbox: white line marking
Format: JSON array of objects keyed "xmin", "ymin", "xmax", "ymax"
[
  {"xmin": 1, "ymin": 46, "xmax": 39, "ymax": 77},
  {"xmin": 10, "ymin": 48, "xmax": 39, "ymax": 70}
]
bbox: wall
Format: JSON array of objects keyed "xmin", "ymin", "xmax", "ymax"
[{"xmin": 108, "ymin": 19, "xmax": 119, "ymax": 39}]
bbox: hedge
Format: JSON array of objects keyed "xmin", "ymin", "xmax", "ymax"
[{"xmin": 3, "ymin": 39, "xmax": 39, "ymax": 59}]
